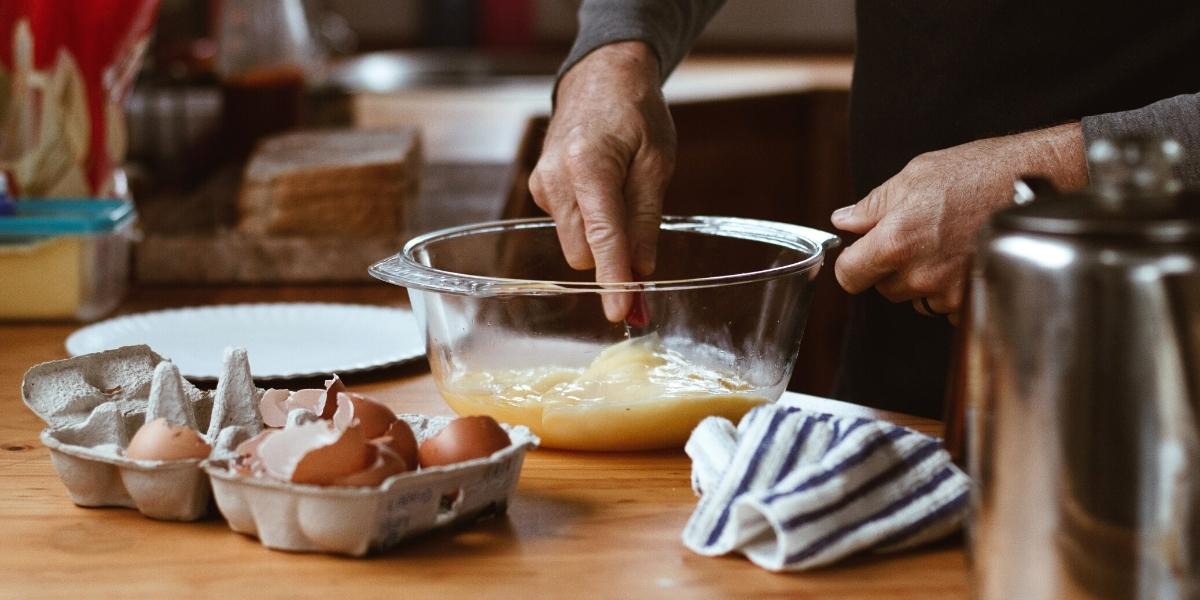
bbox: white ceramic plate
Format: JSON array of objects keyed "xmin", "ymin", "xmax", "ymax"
[{"xmin": 66, "ymin": 303, "xmax": 425, "ymax": 380}]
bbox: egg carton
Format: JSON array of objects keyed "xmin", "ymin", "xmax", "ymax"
[
  {"xmin": 204, "ymin": 415, "xmax": 537, "ymax": 556},
  {"xmin": 21, "ymin": 345, "xmax": 263, "ymax": 521}
]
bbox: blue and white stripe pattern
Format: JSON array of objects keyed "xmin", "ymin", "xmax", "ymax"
[{"xmin": 682, "ymin": 403, "xmax": 970, "ymax": 571}]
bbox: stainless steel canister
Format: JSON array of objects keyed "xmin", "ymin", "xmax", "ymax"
[{"xmin": 966, "ymin": 137, "xmax": 1200, "ymax": 599}]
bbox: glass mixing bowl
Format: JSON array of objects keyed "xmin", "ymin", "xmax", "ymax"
[{"xmin": 370, "ymin": 216, "xmax": 839, "ymax": 451}]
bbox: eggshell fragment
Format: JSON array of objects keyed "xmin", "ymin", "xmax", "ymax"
[
  {"xmin": 321, "ymin": 376, "xmax": 347, "ymax": 419},
  {"xmin": 126, "ymin": 417, "xmax": 213, "ymax": 461},
  {"xmin": 204, "ymin": 414, "xmax": 539, "ymax": 554},
  {"xmin": 233, "ymin": 429, "xmax": 274, "ymax": 475},
  {"xmin": 286, "ymin": 388, "xmax": 325, "ymax": 414},
  {"xmin": 331, "ymin": 446, "xmax": 409, "ymax": 487},
  {"xmin": 257, "ymin": 421, "xmax": 373, "ymax": 485},
  {"xmin": 376, "ymin": 420, "xmax": 419, "ymax": 472},
  {"xmin": 286, "ymin": 408, "xmax": 320, "ymax": 427},
  {"xmin": 332, "ymin": 392, "xmax": 398, "ymax": 438},
  {"xmin": 123, "ymin": 361, "xmax": 213, "ymax": 461},
  {"xmin": 292, "ymin": 431, "xmax": 373, "ymax": 485},
  {"xmin": 258, "ymin": 376, "xmax": 349, "ymax": 427},
  {"xmin": 258, "ymin": 389, "xmax": 291, "ymax": 428},
  {"xmin": 418, "ymin": 416, "xmax": 512, "ymax": 468}
]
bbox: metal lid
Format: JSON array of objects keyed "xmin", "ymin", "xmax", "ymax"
[{"xmin": 994, "ymin": 137, "xmax": 1200, "ymax": 241}]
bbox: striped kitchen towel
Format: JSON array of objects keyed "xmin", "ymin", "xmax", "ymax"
[{"xmin": 681, "ymin": 403, "xmax": 970, "ymax": 571}]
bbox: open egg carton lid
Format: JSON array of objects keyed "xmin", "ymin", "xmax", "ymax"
[
  {"xmin": 21, "ymin": 345, "xmax": 263, "ymax": 521},
  {"xmin": 205, "ymin": 415, "xmax": 537, "ymax": 556}
]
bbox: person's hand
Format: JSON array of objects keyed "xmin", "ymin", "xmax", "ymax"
[
  {"xmin": 830, "ymin": 123, "xmax": 1087, "ymax": 324},
  {"xmin": 529, "ymin": 41, "xmax": 676, "ymax": 321}
]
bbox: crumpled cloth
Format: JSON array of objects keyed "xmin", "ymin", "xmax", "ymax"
[{"xmin": 682, "ymin": 402, "xmax": 970, "ymax": 571}]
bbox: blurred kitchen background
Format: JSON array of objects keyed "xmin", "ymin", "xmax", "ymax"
[{"xmin": 125, "ymin": 0, "xmax": 856, "ymax": 395}]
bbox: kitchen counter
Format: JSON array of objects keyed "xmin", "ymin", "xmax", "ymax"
[
  {"xmin": 353, "ymin": 54, "xmax": 854, "ymax": 162},
  {"xmin": 0, "ymin": 285, "xmax": 966, "ymax": 599}
]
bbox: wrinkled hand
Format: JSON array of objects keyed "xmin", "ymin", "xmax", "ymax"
[
  {"xmin": 831, "ymin": 123, "xmax": 1087, "ymax": 324},
  {"xmin": 529, "ymin": 41, "xmax": 676, "ymax": 321}
]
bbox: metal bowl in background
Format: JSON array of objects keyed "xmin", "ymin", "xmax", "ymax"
[{"xmin": 320, "ymin": 49, "xmax": 561, "ymax": 92}]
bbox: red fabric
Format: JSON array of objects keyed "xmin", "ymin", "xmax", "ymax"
[
  {"xmin": 479, "ymin": 0, "xmax": 533, "ymax": 49},
  {"xmin": 0, "ymin": 0, "xmax": 159, "ymax": 193}
]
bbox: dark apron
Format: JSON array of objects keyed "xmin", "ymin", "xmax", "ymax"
[{"xmin": 835, "ymin": 0, "xmax": 1200, "ymax": 418}]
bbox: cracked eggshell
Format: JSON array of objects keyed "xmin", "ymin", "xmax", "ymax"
[
  {"xmin": 258, "ymin": 376, "xmax": 350, "ymax": 428},
  {"xmin": 237, "ymin": 414, "xmax": 414, "ymax": 487},
  {"xmin": 126, "ymin": 418, "xmax": 213, "ymax": 461},
  {"xmin": 332, "ymin": 446, "xmax": 409, "ymax": 487},
  {"xmin": 321, "ymin": 376, "xmax": 347, "ymax": 418},
  {"xmin": 286, "ymin": 388, "xmax": 326, "ymax": 414},
  {"xmin": 258, "ymin": 389, "xmax": 291, "ymax": 428},
  {"xmin": 257, "ymin": 421, "xmax": 373, "ymax": 485},
  {"xmin": 332, "ymin": 392, "xmax": 398, "ymax": 438},
  {"xmin": 233, "ymin": 429, "xmax": 273, "ymax": 475},
  {"xmin": 22, "ymin": 345, "xmax": 264, "ymax": 521},
  {"xmin": 204, "ymin": 414, "xmax": 539, "ymax": 556},
  {"xmin": 376, "ymin": 420, "xmax": 419, "ymax": 472},
  {"xmin": 123, "ymin": 362, "xmax": 212, "ymax": 462}
]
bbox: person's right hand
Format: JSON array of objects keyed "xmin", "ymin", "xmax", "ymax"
[{"xmin": 529, "ymin": 41, "xmax": 676, "ymax": 322}]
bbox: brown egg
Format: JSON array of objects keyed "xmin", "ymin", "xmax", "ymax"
[
  {"xmin": 331, "ymin": 446, "xmax": 409, "ymax": 487},
  {"xmin": 375, "ymin": 420, "xmax": 419, "ymax": 472},
  {"xmin": 332, "ymin": 392, "xmax": 398, "ymax": 438},
  {"xmin": 418, "ymin": 416, "xmax": 512, "ymax": 468},
  {"xmin": 125, "ymin": 417, "xmax": 213, "ymax": 461},
  {"xmin": 257, "ymin": 421, "xmax": 374, "ymax": 485}
]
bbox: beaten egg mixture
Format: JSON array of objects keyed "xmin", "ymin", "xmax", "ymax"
[{"xmin": 437, "ymin": 335, "xmax": 768, "ymax": 450}]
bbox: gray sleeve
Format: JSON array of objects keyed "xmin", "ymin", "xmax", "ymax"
[
  {"xmin": 558, "ymin": 0, "xmax": 727, "ymax": 83},
  {"xmin": 1082, "ymin": 93, "xmax": 1200, "ymax": 185}
]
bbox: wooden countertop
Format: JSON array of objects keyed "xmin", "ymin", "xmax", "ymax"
[
  {"xmin": 354, "ymin": 54, "xmax": 854, "ymax": 163},
  {"xmin": 0, "ymin": 285, "xmax": 966, "ymax": 599}
]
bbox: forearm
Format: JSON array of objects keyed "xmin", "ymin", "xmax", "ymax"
[
  {"xmin": 559, "ymin": 0, "xmax": 726, "ymax": 84},
  {"xmin": 830, "ymin": 121, "xmax": 1088, "ymax": 313},
  {"xmin": 1016, "ymin": 122, "xmax": 1089, "ymax": 190},
  {"xmin": 1082, "ymin": 93, "xmax": 1200, "ymax": 185},
  {"xmin": 555, "ymin": 41, "xmax": 661, "ymax": 110}
]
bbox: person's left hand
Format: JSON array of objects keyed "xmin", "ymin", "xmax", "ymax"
[{"xmin": 830, "ymin": 123, "xmax": 1087, "ymax": 324}]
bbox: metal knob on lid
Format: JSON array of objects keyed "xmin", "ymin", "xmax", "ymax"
[{"xmin": 1088, "ymin": 136, "xmax": 1183, "ymax": 205}]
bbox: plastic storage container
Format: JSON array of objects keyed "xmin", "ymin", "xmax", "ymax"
[{"xmin": 0, "ymin": 200, "xmax": 136, "ymax": 321}]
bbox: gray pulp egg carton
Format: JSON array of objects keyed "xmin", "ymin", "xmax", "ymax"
[
  {"xmin": 21, "ymin": 345, "xmax": 263, "ymax": 521},
  {"xmin": 203, "ymin": 415, "xmax": 538, "ymax": 556}
]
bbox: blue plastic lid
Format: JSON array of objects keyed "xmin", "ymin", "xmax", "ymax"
[{"xmin": 0, "ymin": 200, "xmax": 136, "ymax": 237}]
